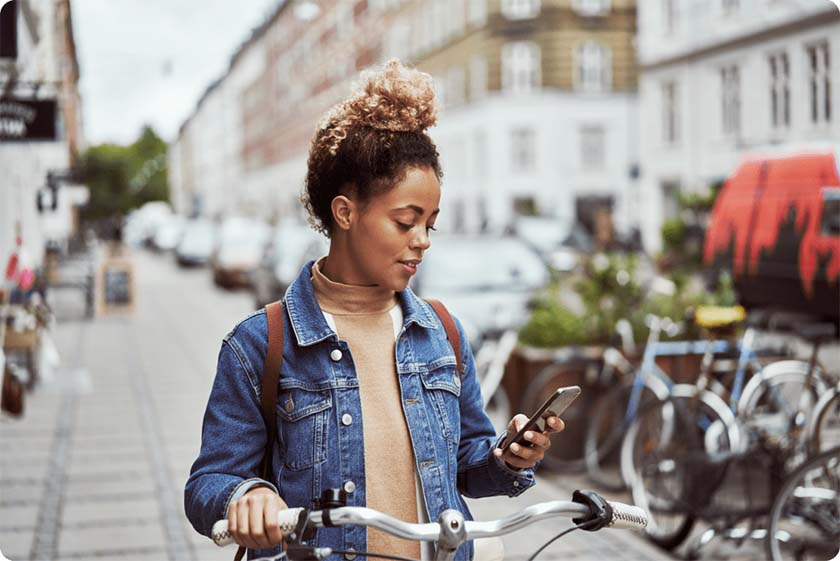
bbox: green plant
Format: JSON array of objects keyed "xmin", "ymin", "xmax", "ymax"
[{"xmin": 518, "ymin": 299, "xmax": 588, "ymax": 348}]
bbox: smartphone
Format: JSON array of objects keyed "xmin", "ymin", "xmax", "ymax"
[{"xmin": 500, "ymin": 385, "xmax": 581, "ymax": 453}]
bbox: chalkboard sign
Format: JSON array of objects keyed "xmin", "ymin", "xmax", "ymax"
[
  {"xmin": 97, "ymin": 256, "xmax": 134, "ymax": 315},
  {"xmin": 104, "ymin": 269, "xmax": 131, "ymax": 304}
]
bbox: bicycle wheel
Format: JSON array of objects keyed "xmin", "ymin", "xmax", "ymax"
[
  {"xmin": 519, "ymin": 360, "xmax": 595, "ymax": 472},
  {"xmin": 766, "ymin": 446, "xmax": 840, "ymax": 561},
  {"xmin": 809, "ymin": 387, "xmax": 840, "ymax": 455},
  {"xmin": 738, "ymin": 361, "xmax": 827, "ymax": 421},
  {"xmin": 584, "ymin": 378, "xmax": 665, "ymax": 492},
  {"xmin": 620, "ymin": 385, "xmax": 739, "ymax": 551}
]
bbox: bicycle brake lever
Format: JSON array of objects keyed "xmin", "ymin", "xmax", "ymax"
[{"xmin": 571, "ymin": 490, "xmax": 613, "ymax": 531}]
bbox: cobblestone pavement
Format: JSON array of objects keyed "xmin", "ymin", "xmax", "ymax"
[{"xmin": 0, "ymin": 250, "xmax": 767, "ymax": 561}]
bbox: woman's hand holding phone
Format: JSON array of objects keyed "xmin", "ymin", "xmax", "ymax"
[
  {"xmin": 493, "ymin": 413, "xmax": 565, "ymax": 469},
  {"xmin": 493, "ymin": 385, "xmax": 579, "ymax": 469}
]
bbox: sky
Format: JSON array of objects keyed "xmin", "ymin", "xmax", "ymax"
[{"xmin": 72, "ymin": 0, "xmax": 280, "ymax": 146}]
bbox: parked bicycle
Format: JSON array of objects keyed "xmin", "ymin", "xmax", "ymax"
[
  {"xmin": 765, "ymin": 445, "xmax": 840, "ymax": 561},
  {"xmin": 620, "ymin": 309, "xmax": 837, "ymax": 554},
  {"xmin": 211, "ymin": 488, "xmax": 648, "ymax": 561}
]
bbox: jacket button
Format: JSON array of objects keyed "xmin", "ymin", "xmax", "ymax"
[
  {"xmin": 343, "ymin": 480, "xmax": 356, "ymax": 494},
  {"xmin": 330, "ymin": 349, "xmax": 343, "ymax": 361},
  {"xmin": 344, "ymin": 548, "xmax": 357, "ymax": 560},
  {"xmin": 341, "ymin": 413, "xmax": 353, "ymax": 426}
]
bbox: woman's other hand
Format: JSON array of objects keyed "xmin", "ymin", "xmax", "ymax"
[
  {"xmin": 228, "ymin": 487, "xmax": 288, "ymax": 549},
  {"xmin": 493, "ymin": 413, "xmax": 565, "ymax": 469}
]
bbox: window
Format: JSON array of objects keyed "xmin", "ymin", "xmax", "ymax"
[
  {"xmin": 722, "ymin": 0, "xmax": 739, "ymax": 13},
  {"xmin": 447, "ymin": 66, "xmax": 466, "ymax": 107},
  {"xmin": 573, "ymin": 0, "xmax": 610, "ymax": 16},
  {"xmin": 663, "ymin": 0, "xmax": 678, "ymax": 35},
  {"xmin": 806, "ymin": 42, "xmax": 831, "ymax": 125},
  {"xmin": 821, "ymin": 189, "xmax": 840, "ymax": 236},
  {"xmin": 574, "ymin": 41, "xmax": 611, "ymax": 93},
  {"xmin": 0, "ymin": 0, "xmax": 17, "ymax": 59},
  {"xmin": 474, "ymin": 129, "xmax": 487, "ymax": 178},
  {"xmin": 511, "ymin": 127, "xmax": 536, "ymax": 173},
  {"xmin": 470, "ymin": 56, "xmax": 488, "ymax": 100},
  {"xmin": 769, "ymin": 52, "xmax": 790, "ymax": 128},
  {"xmin": 721, "ymin": 65, "xmax": 740, "ymax": 135},
  {"xmin": 662, "ymin": 81, "xmax": 679, "ymax": 144},
  {"xmin": 502, "ymin": 0, "xmax": 540, "ymax": 20},
  {"xmin": 502, "ymin": 42, "xmax": 541, "ymax": 94},
  {"xmin": 580, "ymin": 125, "xmax": 606, "ymax": 169},
  {"xmin": 468, "ymin": 0, "xmax": 487, "ymax": 26}
]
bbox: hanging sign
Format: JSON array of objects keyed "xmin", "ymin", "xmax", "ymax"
[{"xmin": 0, "ymin": 98, "xmax": 57, "ymax": 141}]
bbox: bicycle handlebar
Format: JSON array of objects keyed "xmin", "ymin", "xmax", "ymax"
[{"xmin": 211, "ymin": 495, "xmax": 647, "ymax": 549}]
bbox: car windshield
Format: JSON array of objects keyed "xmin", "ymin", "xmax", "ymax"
[
  {"xmin": 421, "ymin": 238, "xmax": 547, "ymax": 292},
  {"xmin": 180, "ymin": 222, "xmax": 215, "ymax": 251}
]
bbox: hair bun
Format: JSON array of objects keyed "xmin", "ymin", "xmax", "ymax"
[{"xmin": 321, "ymin": 59, "xmax": 437, "ymax": 136}]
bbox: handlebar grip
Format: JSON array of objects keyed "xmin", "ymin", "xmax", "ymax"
[
  {"xmin": 212, "ymin": 507, "xmax": 304, "ymax": 547},
  {"xmin": 606, "ymin": 501, "xmax": 647, "ymax": 530}
]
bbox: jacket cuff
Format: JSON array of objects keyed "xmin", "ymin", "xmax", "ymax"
[
  {"xmin": 224, "ymin": 478, "xmax": 280, "ymax": 517},
  {"xmin": 489, "ymin": 433, "xmax": 535, "ymax": 496}
]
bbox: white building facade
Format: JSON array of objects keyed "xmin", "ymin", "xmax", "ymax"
[
  {"xmin": 637, "ymin": 0, "xmax": 839, "ymax": 252},
  {"xmin": 169, "ymin": 0, "xmax": 640, "ymax": 243}
]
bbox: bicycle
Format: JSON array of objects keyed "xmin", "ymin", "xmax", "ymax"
[
  {"xmin": 211, "ymin": 488, "xmax": 648, "ymax": 561},
  {"xmin": 584, "ymin": 313, "xmax": 738, "ymax": 494},
  {"xmin": 473, "ymin": 328, "xmax": 518, "ymax": 433},
  {"xmin": 620, "ymin": 310, "xmax": 836, "ymax": 554},
  {"xmin": 765, "ymin": 446, "xmax": 840, "ymax": 561}
]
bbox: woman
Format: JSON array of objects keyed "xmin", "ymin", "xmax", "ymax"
[{"xmin": 185, "ymin": 60, "xmax": 564, "ymax": 561}]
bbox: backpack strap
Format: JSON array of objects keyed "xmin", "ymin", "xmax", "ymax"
[
  {"xmin": 424, "ymin": 298, "xmax": 463, "ymax": 378},
  {"xmin": 260, "ymin": 300, "xmax": 284, "ymax": 468},
  {"xmin": 235, "ymin": 300, "xmax": 284, "ymax": 561}
]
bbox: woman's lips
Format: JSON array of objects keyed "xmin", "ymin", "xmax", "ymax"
[{"xmin": 400, "ymin": 261, "xmax": 418, "ymax": 274}]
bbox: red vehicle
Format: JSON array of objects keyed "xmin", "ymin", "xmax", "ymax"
[{"xmin": 704, "ymin": 146, "xmax": 840, "ymax": 322}]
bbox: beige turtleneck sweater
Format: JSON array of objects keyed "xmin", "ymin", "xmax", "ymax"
[{"xmin": 310, "ymin": 258, "xmax": 421, "ymax": 560}]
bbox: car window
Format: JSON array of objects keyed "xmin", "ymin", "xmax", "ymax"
[{"xmin": 820, "ymin": 188, "xmax": 840, "ymax": 236}]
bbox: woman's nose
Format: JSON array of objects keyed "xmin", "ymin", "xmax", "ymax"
[{"xmin": 411, "ymin": 230, "xmax": 431, "ymax": 250}]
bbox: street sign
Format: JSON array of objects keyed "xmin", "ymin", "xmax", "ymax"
[{"xmin": 0, "ymin": 98, "xmax": 57, "ymax": 141}]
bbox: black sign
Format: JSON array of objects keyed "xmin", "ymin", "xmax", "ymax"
[
  {"xmin": 103, "ymin": 268, "xmax": 132, "ymax": 305},
  {"xmin": 0, "ymin": 99, "xmax": 57, "ymax": 141}
]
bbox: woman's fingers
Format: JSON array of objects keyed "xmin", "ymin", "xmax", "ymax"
[
  {"xmin": 263, "ymin": 495, "xmax": 287, "ymax": 546},
  {"xmin": 229, "ymin": 489, "xmax": 288, "ymax": 550},
  {"xmin": 543, "ymin": 416, "xmax": 565, "ymax": 434}
]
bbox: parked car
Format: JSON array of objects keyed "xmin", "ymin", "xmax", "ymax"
[
  {"xmin": 252, "ymin": 223, "xmax": 328, "ymax": 308},
  {"xmin": 411, "ymin": 235, "xmax": 550, "ymax": 349},
  {"xmin": 151, "ymin": 215, "xmax": 185, "ymax": 252},
  {"xmin": 211, "ymin": 217, "xmax": 271, "ymax": 288},
  {"xmin": 704, "ymin": 145, "xmax": 840, "ymax": 322},
  {"xmin": 175, "ymin": 219, "xmax": 217, "ymax": 267}
]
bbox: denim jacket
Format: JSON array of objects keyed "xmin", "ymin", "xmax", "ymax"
[{"xmin": 185, "ymin": 260, "xmax": 536, "ymax": 560}]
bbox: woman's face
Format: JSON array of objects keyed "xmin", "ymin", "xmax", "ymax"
[{"xmin": 344, "ymin": 165, "xmax": 441, "ymax": 291}]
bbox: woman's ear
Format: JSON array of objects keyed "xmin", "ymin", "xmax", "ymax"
[{"xmin": 331, "ymin": 195, "xmax": 355, "ymax": 232}]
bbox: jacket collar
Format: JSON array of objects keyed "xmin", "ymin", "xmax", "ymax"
[{"xmin": 284, "ymin": 260, "xmax": 438, "ymax": 347}]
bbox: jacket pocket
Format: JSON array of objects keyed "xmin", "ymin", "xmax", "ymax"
[
  {"xmin": 420, "ymin": 364, "xmax": 462, "ymax": 444},
  {"xmin": 276, "ymin": 384, "xmax": 332, "ymax": 470}
]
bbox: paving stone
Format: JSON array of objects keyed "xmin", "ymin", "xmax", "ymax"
[
  {"xmin": 57, "ymin": 520, "xmax": 167, "ymax": 557},
  {"xmin": 61, "ymin": 497, "xmax": 160, "ymax": 526},
  {"xmin": 0, "ymin": 532, "xmax": 32, "ymax": 560}
]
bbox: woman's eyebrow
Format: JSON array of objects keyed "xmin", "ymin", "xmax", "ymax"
[{"xmin": 393, "ymin": 205, "xmax": 440, "ymax": 215}]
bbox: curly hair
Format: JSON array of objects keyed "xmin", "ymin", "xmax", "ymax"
[{"xmin": 302, "ymin": 59, "xmax": 443, "ymax": 237}]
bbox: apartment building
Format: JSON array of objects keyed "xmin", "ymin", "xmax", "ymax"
[{"xmin": 637, "ymin": 0, "xmax": 839, "ymax": 252}]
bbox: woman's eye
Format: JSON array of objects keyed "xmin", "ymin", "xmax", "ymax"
[
  {"xmin": 427, "ymin": 225, "xmax": 437, "ymax": 232},
  {"xmin": 397, "ymin": 222, "xmax": 413, "ymax": 231}
]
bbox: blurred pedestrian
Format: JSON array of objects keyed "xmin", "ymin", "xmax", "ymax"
[{"xmin": 185, "ymin": 60, "xmax": 565, "ymax": 561}]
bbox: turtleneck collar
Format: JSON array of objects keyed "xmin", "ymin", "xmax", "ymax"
[{"xmin": 310, "ymin": 256, "xmax": 398, "ymax": 315}]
